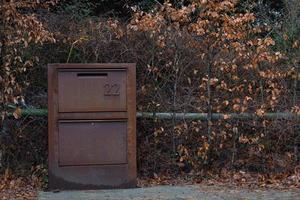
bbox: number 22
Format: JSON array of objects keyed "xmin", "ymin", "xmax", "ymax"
[{"xmin": 104, "ymin": 84, "xmax": 120, "ymax": 96}]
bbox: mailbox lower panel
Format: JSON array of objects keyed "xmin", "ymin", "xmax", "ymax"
[{"xmin": 58, "ymin": 120, "xmax": 127, "ymax": 166}]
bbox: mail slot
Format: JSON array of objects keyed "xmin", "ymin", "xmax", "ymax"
[
  {"xmin": 58, "ymin": 69, "xmax": 127, "ymax": 112},
  {"xmin": 48, "ymin": 63, "xmax": 136, "ymax": 190}
]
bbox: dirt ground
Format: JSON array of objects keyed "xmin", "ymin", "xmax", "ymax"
[
  {"xmin": 38, "ymin": 185, "xmax": 300, "ymax": 200},
  {"xmin": 1, "ymin": 172, "xmax": 300, "ymax": 200}
]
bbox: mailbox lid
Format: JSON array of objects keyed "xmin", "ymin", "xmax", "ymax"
[
  {"xmin": 58, "ymin": 120, "xmax": 127, "ymax": 166},
  {"xmin": 58, "ymin": 69, "xmax": 127, "ymax": 112}
]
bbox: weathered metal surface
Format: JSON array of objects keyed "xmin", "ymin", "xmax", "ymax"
[
  {"xmin": 58, "ymin": 69, "xmax": 127, "ymax": 112},
  {"xmin": 58, "ymin": 120, "xmax": 127, "ymax": 166},
  {"xmin": 48, "ymin": 63, "xmax": 136, "ymax": 190}
]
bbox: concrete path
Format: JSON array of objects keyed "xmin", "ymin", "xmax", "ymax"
[{"xmin": 39, "ymin": 185, "xmax": 300, "ymax": 200}]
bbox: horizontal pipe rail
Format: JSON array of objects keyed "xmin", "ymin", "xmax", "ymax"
[
  {"xmin": 6, "ymin": 108, "xmax": 300, "ymax": 120},
  {"xmin": 137, "ymin": 112, "xmax": 299, "ymax": 120}
]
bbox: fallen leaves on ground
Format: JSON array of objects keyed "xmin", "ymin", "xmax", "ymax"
[
  {"xmin": 138, "ymin": 167, "xmax": 300, "ymax": 190},
  {"xmin": 0, "ymin": 169, "xmax": 38, "ymax": 200},
  {"xmin": 1, "ymin": 166, "xmax": 300, "ymax": 200}
]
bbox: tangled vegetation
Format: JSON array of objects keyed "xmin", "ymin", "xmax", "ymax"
[{"xmin": 1, "ymin": 0, "xmax": 300, "ymax": 188}]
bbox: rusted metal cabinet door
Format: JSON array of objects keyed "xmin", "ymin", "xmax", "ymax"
[
  {"xmin": 58, "ymin": 69, "xmax": 127, "ymax": 112},
  {"xmin": 58, "ymin": 120, "xmax": 127, "ymax": 166},
  {"xmin": 48, "ymin": 63, "xmax": 136, "ymax": 190}
]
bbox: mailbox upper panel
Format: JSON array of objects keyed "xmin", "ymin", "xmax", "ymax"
[{"xmin": 58, "ymin": 69, "xmax": 127, "ymax": 112}]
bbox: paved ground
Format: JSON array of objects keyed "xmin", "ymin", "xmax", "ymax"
[{"xmin": 39, "ymin": 185, "xmax": 300, "ymax": 200}]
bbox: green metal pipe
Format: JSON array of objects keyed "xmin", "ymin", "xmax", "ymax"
[
  {"xmin": 6, "ymin": 108, "xmax": 300, "ymax": 120},
  {"xmin": 136, "ymin": 112, "xmax": 299, "ymax": 120},
  {"xmin": 7, "ymin": 108, "xmax": 48, "ymax": 117}
]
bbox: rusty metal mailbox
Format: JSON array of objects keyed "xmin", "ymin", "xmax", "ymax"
[{"xmin": 48, "ymin": 63, "xmax": 136, "ymax": 190}]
